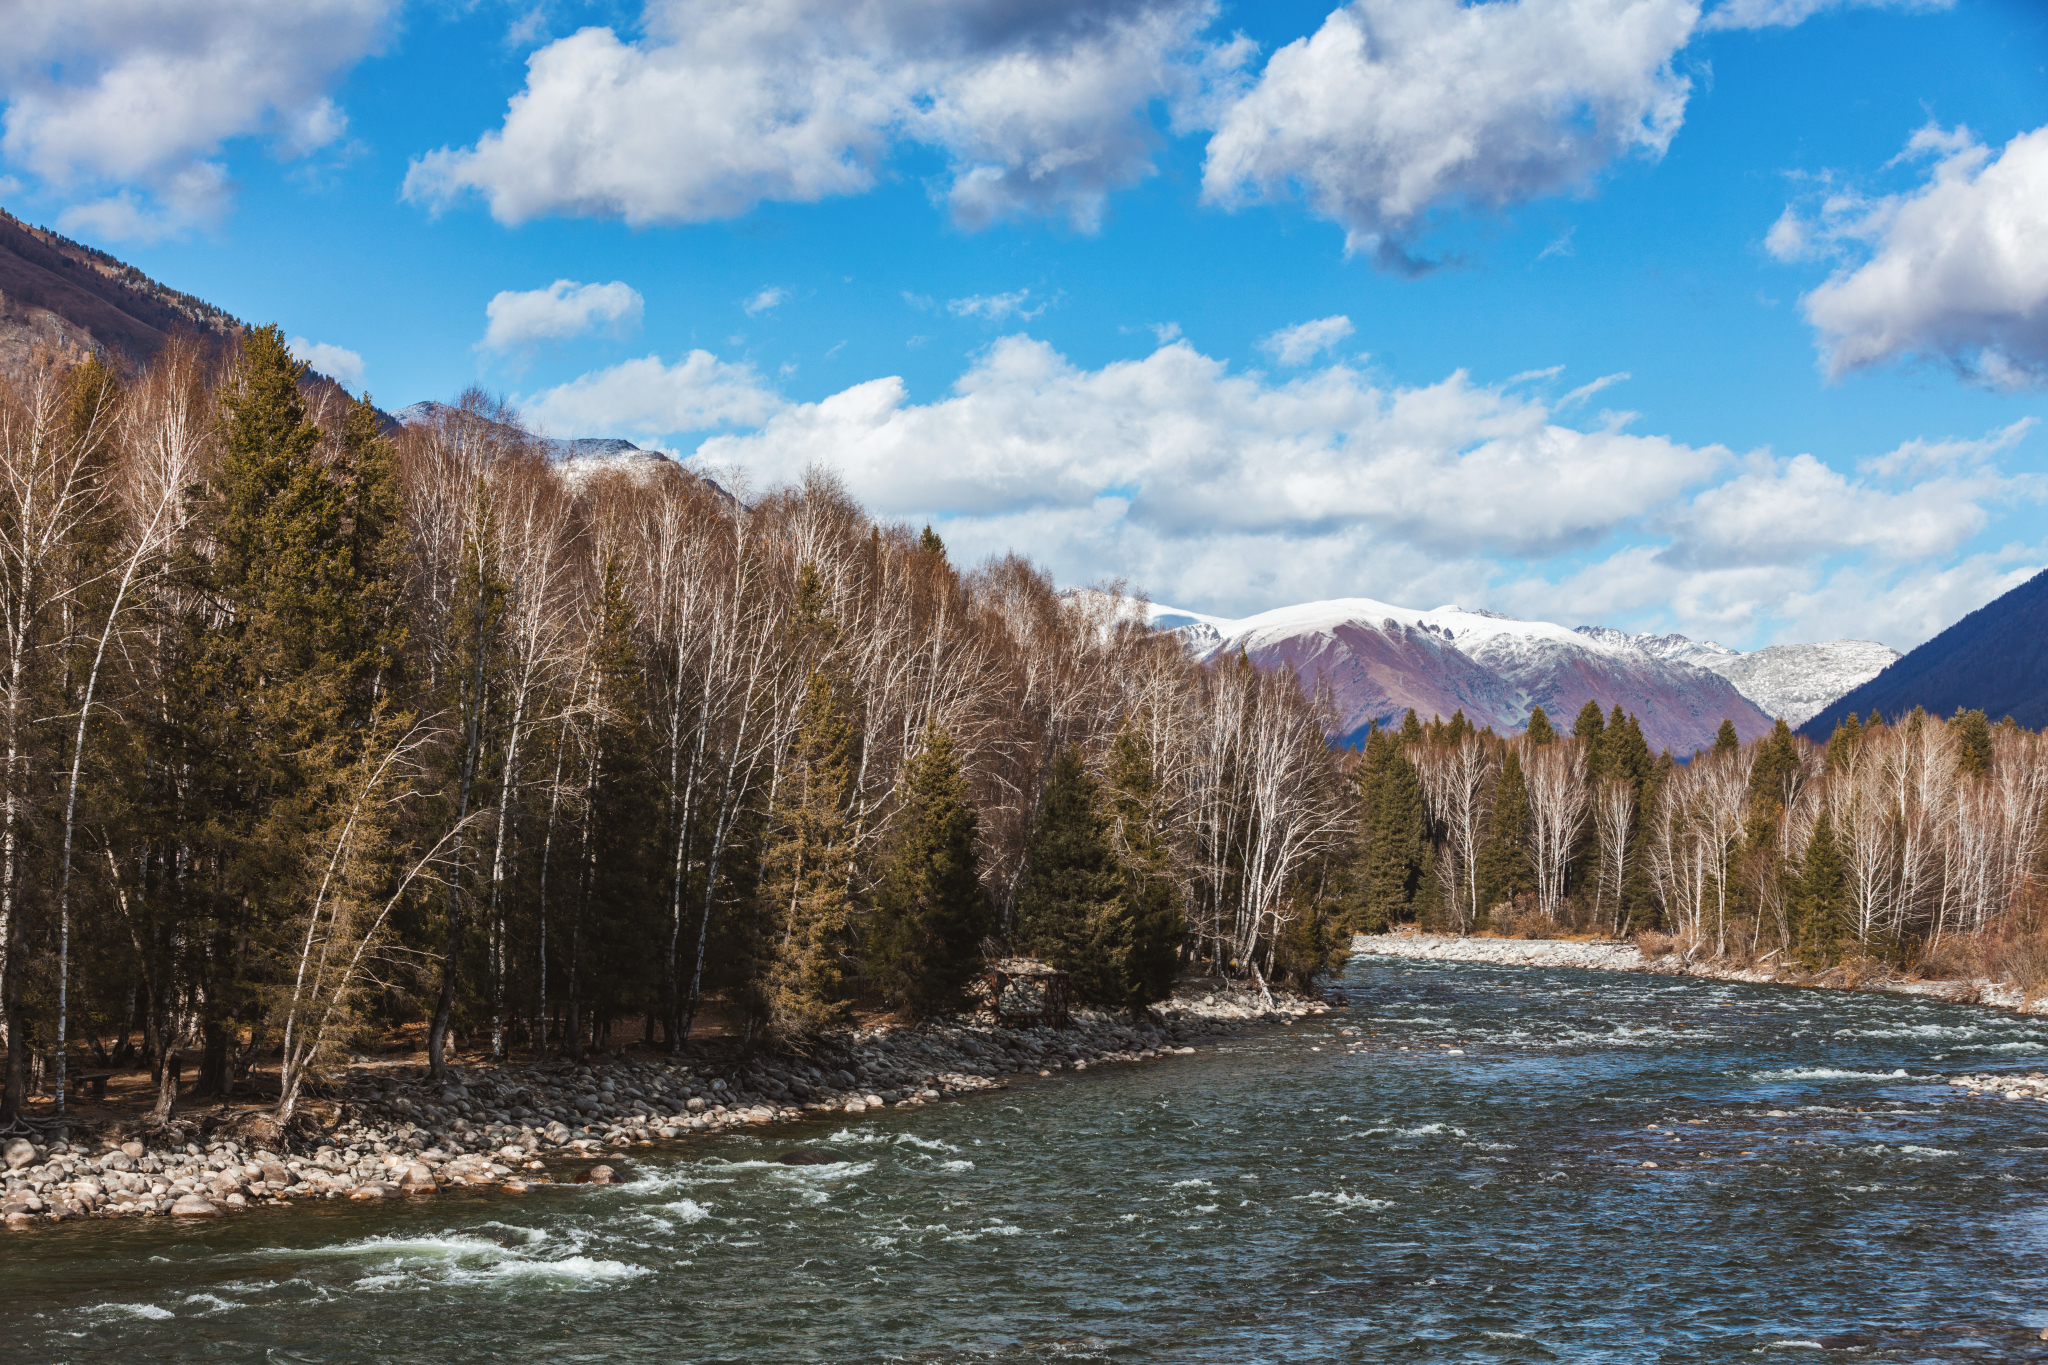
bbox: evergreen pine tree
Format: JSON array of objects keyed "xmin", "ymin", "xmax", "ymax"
[
  {"xmin": 1826, "ymin": 712, "xmax": 1863, "ymax": 771},
  {"xmin": 1399, "ymin": 708, "xmax": 1424, "ymax": 744},
  {"xmin": 1574, "ymin": 699, "xmax": 1607, "ymax": 780},
  {"xmin": 1102, "ymin": 721, "xmax": 1185, "ymax": 1012},
  {"xmin": 1361, "ymin": 743, "xmax": 1428, "ymax": 929},
  {"xmin": 758, "ymin": 565, "xmax": 862, "ymax": 1043},
  {"xmin": 1713, "ymin": 718, "xmax": 1739, "ymax": 757},
  {"xmin": 869, "ymin": 722, "xmax": 989, "ymax": 1017},
  {"xmin": 1014, "ymin": 747, "xmax": 1126, "ymax": 1003},
  {"xmin": 918, "ymin": 524, "xmax": 946, "ymax": 558},
  {"xmin": 1795, "ymin": 810, "xmax": 1849, "ymax": 969},
  {"xmin": 1524, "ymin": 705, "xmax": 1555, "ymax": 745},
  {"xmin": 1749, "ymin": 718, "xmax": 1799, "ymax": 804},
  {"xmin": 182, "ymin": 326, "xmax": 407, "ymax": 1091},
  {"xmin": 1477, "ymin": 748, "xmax": 1534, "ymax": 917},
  {"xmin": 572, "ymin": 556, "xmax": 662, "ymax": 1053},
  {"xmin": 1952, "ymin": 709, "xmax": 1991, "ymax": 776},
  {"xmin": 1867, "ymin": 709, "xmax": 1883, "ymax": 729}
]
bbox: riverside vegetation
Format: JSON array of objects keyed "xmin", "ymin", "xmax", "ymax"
[
  {"xmin": 0, "ymin": 329, "xmax": 1350, "ymax": 1223},
  {"xmin": 1345, "ymin": 701, "xmax": 2048, "ymax": 996},
  {"xmin": 3, "ymin": 331, "xmax": 2046, "ymax": 1231}
]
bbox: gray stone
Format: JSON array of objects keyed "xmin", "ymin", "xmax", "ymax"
[
  {"xmin": 3, "ymin": 1139, "xmax": 36, "ymax": 1171},
  {"xmin": 169, "ymin": 1194, "xmax": 221, "ymax": 1217}
]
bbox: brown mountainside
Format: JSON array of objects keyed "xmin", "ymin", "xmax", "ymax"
[{"xmin": 0, "ymin": 208, "xmax": 241, "ymax": 377}]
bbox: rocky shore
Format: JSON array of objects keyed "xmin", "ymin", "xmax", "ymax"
[
  {"xmin": 1, "ymin": 982, "xmax": 1327, "ymax": 1229},
  {"xmin": 1351, "ymin": 932, "xmax": 2037, "ymax": 1012}
]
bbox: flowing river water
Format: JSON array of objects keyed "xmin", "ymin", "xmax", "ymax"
[{"xmin": 6, "ymin": 955, "xmax": 2048, "ymax": 1364}]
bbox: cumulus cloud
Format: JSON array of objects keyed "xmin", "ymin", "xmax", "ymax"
[
  {"xmin": 404, "ymin": 0, "xmax": 1235, "ymax": 231},
  {"xmin": 481, "ymin": 279, "xmax": 645, "ymax": 352},
  {"xmin": 517, "ymin": 350, "xmax": 781, "ymax": 438},
  {"xmin": 1259, "ymin": 315, "xmax": 1353, "ymax": 366},
  {"xmin": 288, "ymin": 336, "xmax": 366, "ymax": 390},
  {"xmin": 1776, "ymin": 123, "xmax": 2048, "ymax": 388},
  {"xmin": 1702, "ymin": 0, "xmax": 1950, "ymax": 30},
  {"xmin": 502, "ymin": 329, "xmax": 2034, "ymax": 645},
  {"xmin": 0, "ymin": 0, "xmax": 395, "ymax": 235},
  {"xmin": 1201, "ymin": 0, "xmax": 1698, "ymax": 264}
]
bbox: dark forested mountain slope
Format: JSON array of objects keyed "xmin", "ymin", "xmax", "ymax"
[
  {"xmin": 1801, "ymin": 569, "xmax": 2048, "ymax": 736},
  {"xmin": 0, "ymin": 208, "xmax": 240, "ymax": 375}
]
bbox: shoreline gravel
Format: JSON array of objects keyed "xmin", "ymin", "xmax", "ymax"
[
  {"xmin": 1, "ymin": 982, "xmax": 1329, "ymax": 1230},
  {"xmin": 1350, "ymin": 932, "xmax": 2036, "ymax": 1013}
]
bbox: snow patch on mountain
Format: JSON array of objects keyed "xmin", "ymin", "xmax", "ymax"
[
  {"xmin": 1573, "ymin": 626, "xmax": 1897, "ymax": 725},
  {"xmin": 1148, "ymin": 598, "xmax": 1896, "ymax": 752}
]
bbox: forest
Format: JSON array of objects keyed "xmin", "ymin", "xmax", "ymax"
[
  {"xmin": 2, "ymin": 328, "xmax": 2043, "ymax": 1130},
  {"xmin": 1351, "ymin": 700, "xmax": 2048, "ymax": 980},
  {"xmin": 0, "ymin": 329, "xmax": 1349, "ymax": 1125}
]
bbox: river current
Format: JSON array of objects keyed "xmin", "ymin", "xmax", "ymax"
[{"xmin": 6, "ymin": 956, "xmax": 2048, "ymax": 1364}]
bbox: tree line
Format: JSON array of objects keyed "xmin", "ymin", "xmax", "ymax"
[
  {"xmin": 0, "ymin": 331, "xmax": 1352, "ymax": 1124},
  {"xmin": 1340, "ymin": 699, "xmax": 2048, "ymax": 974}
]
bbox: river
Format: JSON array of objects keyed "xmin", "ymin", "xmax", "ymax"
[{"xmin": 6, "ymin": 956, "xmax": 2048, "ymax": 1363}]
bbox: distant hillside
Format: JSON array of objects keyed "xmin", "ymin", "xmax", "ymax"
[
  {"xmin": 1152, "ymin": 598, "xmax": 1778, "ymax": 755},
  {"xmin": 1801, "ymin": 569, "xmax": 2048, "ymax": 737},
  {"xmin": 0, "ymin": 207, "xmax": 240, "ymax": 376}
]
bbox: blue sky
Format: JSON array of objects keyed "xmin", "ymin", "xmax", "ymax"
[{"xmin": 3, "ymin": 0, "xmax": 2044, "ymax": 650}]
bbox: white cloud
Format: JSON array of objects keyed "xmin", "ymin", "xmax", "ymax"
[
  {"xmin": 517, "ymin": 350, "xmax": 781, "ymax": 438},
  {"xmin": 948, "ymin": 289, "xmax": 1045, "ymax": 322},
  {"xmin": 1702, "ymin": 0, "xmax": 1951, "ymax": 30},
  {"xmin": 515, "ymin": 329, "xmax": 2035, "ymax": 647},
  {"xmin": 288, "ymin": 336, "xmax": 366, "ymax": 390},
  {"xmin": 481, "ymin": 279, "xmax": 645, "ymax": 352},
  {"xmin": 1201, "ymin": 0, "xmax": 1698, "ymax": 266},
  {"xmin": 1858, "ymin": 417, "xmax": 2034, "ymax": 479},
  {"xmin": 743, "ymin": 286, "xmax": 788, "ymax": 316},
  {"xmin": 1259, "ymin": 315, "xmax": 1353, "ymax": 366},
  {"xmin": 0, "ymin": 0, "xmax": 395, "ymax": 235},
  {"xmin": 1781, "ymin": 123, "xmax": 2048, "ymax": 388},
  {"xmin": 404, "ymin": 0, "xmax": 1234, "ymax": 231}
]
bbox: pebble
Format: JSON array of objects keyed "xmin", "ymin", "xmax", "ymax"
[{"xmin": 0, "ymin": 984, "xmax": 1326, "ymax": 1229}]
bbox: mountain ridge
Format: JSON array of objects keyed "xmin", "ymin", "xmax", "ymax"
[
  {"xmin": 1801, "ymin": 568, "xmax": 2048, "ymax": 736},
  {"xmin": 1153, "ymin": 597, "xmax": 1895, "ymax": 754}
]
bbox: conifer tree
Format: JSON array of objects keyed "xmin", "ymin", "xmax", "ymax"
[
  {"xmin": 1360, "ymin": 737, "xmax": 1428, "ymax": 929},
  {"xmin": 1014, "ymin": 746, "xmax": 1125, "ymax": 1002},
  {"xmin": 1399, "ymin": 708, "xmax": 1424, "ymax": 744},
  {"xmin": 1574, "ymin": 699, "xmax": 1607, "ymax": 779},
  {"xmin": 1826, "ymin": 713, "xmax": 1863, "ymax": 771},
  {"xmin": 1953, "ymin": 709, "xmax": 1991, "ymax": 776},
  {"xmin": 1713, "ymin": 719, "xmax": 1739, "ymax": 757},
  {"xmin": 1524, "ymin": 705, "xmax": 1555, "ymax": 745},
  {"xmin": 1749, "ymin": 718, "xmax": 1799, "ymax": 805},
  {"xmin": 182, "ymin": 327, "xmax": 406, "ymax": 1092},
  {"xmin": 1477, "ymin": 747, "xmax": 1534, "ymax": 916},
  {"xmin": 1101, "ymin": 720, "xmax": 1184, "ymax": 1012},
  {"xmin": 869, "ymin": 722, "xmax": 988, "ymax": 1017},
  {"xmin": 427, "ymin": 480, "xmax": 508, "ymax": 1077},
  {"xmin": 758, "ymin": 566, "xmax": 862, "ymax": 1044},
  {"xmin": 567, "ymin": 556, "xmax": 661, "ymax": 1056},
  {"xmin": 1795, "ymin": 809, "xmax": 1848, "ymax": 968}
]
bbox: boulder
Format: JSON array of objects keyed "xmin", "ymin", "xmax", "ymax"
[
  {"xmin": 585, "ymin": 1165, "xmax": 614, "ymax": 1185},
  {"xmin": 3, "ymin": 1138, "xmax": 37, "ymax": 1170},
  {"xmin": 348, "ymin": 1182, "xmax": 400, "ymax": 1200},
  {"xmin": 119, "ymin": 1140, "xmax": 146, "ymax": 1159},
  {"xmin": 398, "ymin": 1164, "xmax": 437, "ymax": 1193},
  {"xmin": 169, "ymin": 1194, "xmax": 221, "ymax": 1217}
]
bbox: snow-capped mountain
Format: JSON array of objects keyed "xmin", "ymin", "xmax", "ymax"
[
  {"xmin": 1149, "ymin": 598, "xmax": 1893, "ymax": 754},
  {"xmin": 1573, "ymin": 627, "xmax": 1895, "ymax": 726},
  {"xmin": 1153, "ymin": 598, "xmax": 1775, "ymax": 754}
]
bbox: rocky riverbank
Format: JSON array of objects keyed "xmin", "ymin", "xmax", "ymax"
[
  {"xmin": 1, "ymin": 981, "xmax": 1327, "ymax": 1229},
  {"xmin": 1351, "ymin": 932, "xmax": 2037, "ymax": 1013}
]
